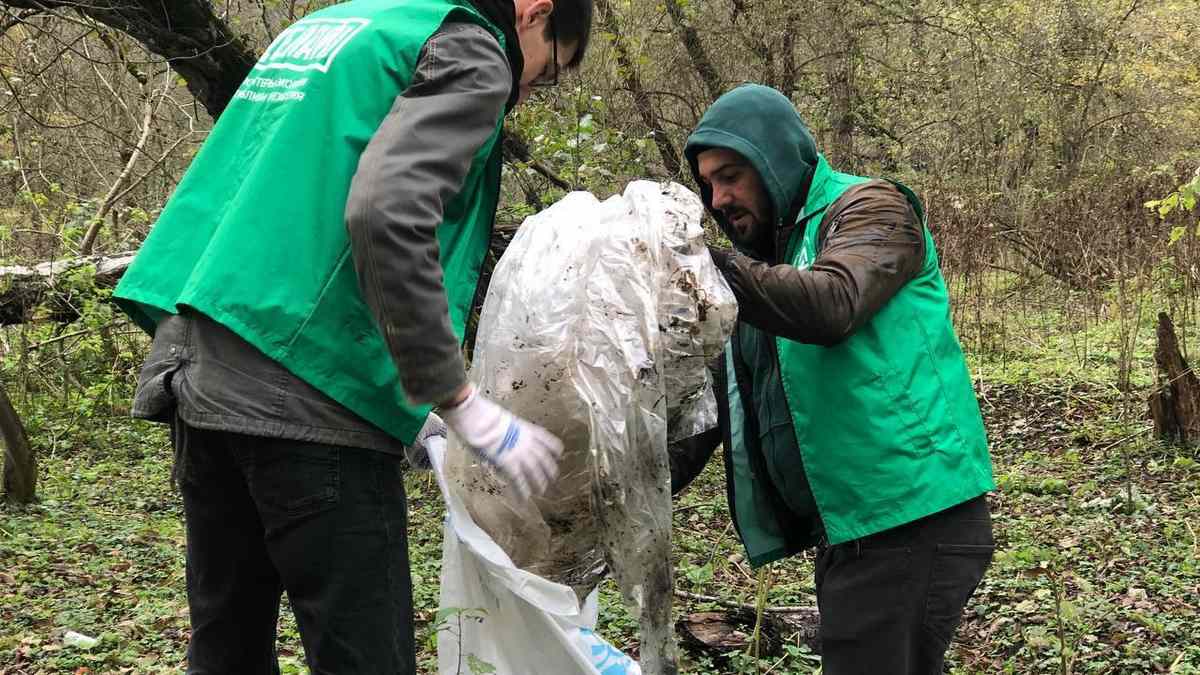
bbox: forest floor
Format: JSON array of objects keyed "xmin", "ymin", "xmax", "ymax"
[{"xmin": 2, "ymin": 284, "xmax": 1199, "ymax": 674}]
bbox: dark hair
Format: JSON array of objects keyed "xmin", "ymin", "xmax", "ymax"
[{"xmin": 550, "ymin": 0, "xmax": 593, "ymax": 69}]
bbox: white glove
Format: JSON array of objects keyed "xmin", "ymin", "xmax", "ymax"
[
  {"xmin": 440, "ymin": 385, "xmax": 564, "ymax": 498},
  {"xmin": 403, "ymin": 413, "xmax": 446, "ymax": 471}
]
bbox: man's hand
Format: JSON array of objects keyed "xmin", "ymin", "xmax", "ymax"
[
  {"xmin": 403, "ymin": 412, "xmax": 447, "ymax": 471},
  {"xmin": 440, "ymin": 385, "xmax": 563, "ymax": 498}
]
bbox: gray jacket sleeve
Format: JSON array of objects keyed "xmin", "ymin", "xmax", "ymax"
[
  {"xmin": 345, "ymin": 23, "xmax": 510, "ymax": 406},
  {"xmin": 715, "ymin": 180, "xmax": 926, "ymax": 346}
]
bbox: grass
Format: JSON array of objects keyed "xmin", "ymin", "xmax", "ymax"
[{"xmin": 3, "ymin": 281, "xmax": 1200, "ymax": 674}]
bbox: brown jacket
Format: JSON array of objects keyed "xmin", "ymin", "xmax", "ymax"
[
  {"xmin": 670, "ymin": 179, "xmax": 926, "ymax": 494},
  {"xmin": 712, "ymin": 179, "xmax": 926, "ymax": 346}
]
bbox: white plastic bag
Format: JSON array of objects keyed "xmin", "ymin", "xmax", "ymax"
[
  {"xmin": 441, "ymin": 181, "xmax": 736, "ymax": 674},
  {"xmin": 432, "ymin": 435, "xmax": 641, "ymax": 675}
]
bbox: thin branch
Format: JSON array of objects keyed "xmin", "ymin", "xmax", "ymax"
[
  {"xmin": 26, "ymin": 319, "xmax": 123, "ymax": 351},
  {"xmin": 854, "ymin": 0, "xmax": 969, "ymax": 39},
  {"xmin": 1079, "ymin": 109, "xmax": 1153, "ymax": 139},
  {"xmin": 107, "ymin": 127, "xmax": 194, "ymax": 205},
  {"xmin": 0, "ymin": 7, "xmax": 40, "ymax": 34},
  {"xmin": 1094, "ymin": 426, "xmax": 1152, "ymax": 453},
  {"xmin": 501, "ymin": 131, "xmax": 572, "ymax": 191},
  {"xmin": 1076, "ymin": 0, "xmax": 1144, "ymax": 133},
  {"xmin": 3, "ymin": 0, "xmax": 258, "ymax": 118},
  {"xmin": 79, "ymin": 75, "xmax": 161, "ymax": 254},
  {"xmin": 85, "ymin": 33, "xmax": 135, "ymax": 119}
]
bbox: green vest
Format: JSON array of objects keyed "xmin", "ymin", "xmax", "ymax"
[
  {"xmin": 728, "ymin": 156, "xmax": 995, "ymax": 562},
  {"xmin": 114, "ymin": 0, "xmax": 507, "ymax": 444}
]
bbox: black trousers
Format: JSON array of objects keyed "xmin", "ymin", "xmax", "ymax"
[
  {"xmin": 815, "ymin": 495, "xmax": 994, "ymax": 675},
  {"xmin": 174, "ymin": 422, "xmax": 416, "ymax": 674}
]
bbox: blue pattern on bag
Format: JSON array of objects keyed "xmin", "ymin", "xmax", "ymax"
[{"xmin": 579, "ymin": 628, "xmax": 638, "ymax": 674}]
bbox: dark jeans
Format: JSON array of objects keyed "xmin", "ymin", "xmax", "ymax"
[
  {"xmin": 815, "ymin": 495, "xmax": 994, "ymax": 675},
  {"xmin": 174, "ymin": 421, "xmax": 416, "ymax": 674}
]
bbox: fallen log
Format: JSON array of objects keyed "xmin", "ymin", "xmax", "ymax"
[
  {"xmin": 1, "ymin": 230, "xmax": 516, "ymax": 331},
  {"xmin": 0, "ymin": 253, "xmax": 135, "ymax": 326},
  {"xmin": 676, "ymin": 607, "xmax": 821, "ymax": 659}
]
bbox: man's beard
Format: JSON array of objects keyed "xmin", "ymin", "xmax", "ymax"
[{"xmin": 723, "ymin": 209, "xmax": 774, "ymax": 261}]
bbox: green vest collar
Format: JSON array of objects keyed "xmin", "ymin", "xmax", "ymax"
[{"xmin": 793, "ymin": 155, "xmax": 837, "ymax": 228}]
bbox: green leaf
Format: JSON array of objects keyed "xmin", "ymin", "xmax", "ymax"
[
  {"xmin": 434, "ymin": 607, "xmax": 463, "ymax": 626},
  {"xmin": 467, "ymin": 653, "xmax": 497, "ymax": 674},
  {"xmin": 1060, "ymin": 599, "xmax": 1079, "ymax": 621},
  {"xmin": 1072, "ymin": 574, "xmax": 1095, "ymax": 593},
  {"xmin": 1159, "ymin": 193, "xmax": 1180, "ymax": 218},
  {"xmin": 1015, "ymin": 598, "xmax": 1039, "ymax": 613},
  {"xmin": 1169, "ymin": 226, "xmax": 1188, "ymax": 246},
  {"xmin": 1024, "ymin": 625, "xmax": 1053, "ymax": 649},
  {"xmin": 684, "ymin": 561, "xmax": 714, "ymax": 586}
]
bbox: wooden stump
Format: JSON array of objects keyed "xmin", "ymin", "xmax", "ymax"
[
  {"xmin": 1149, "ymin": 312, "xmax": 1200, "ymax": 445},
  {"xmin": 0, "ymin": 382, "xmax": 36, "ymax": 504}
]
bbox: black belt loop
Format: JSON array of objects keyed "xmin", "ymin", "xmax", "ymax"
[{"xmin": 854, "ymin": 538, "xmax": 862, "ymax": 558}]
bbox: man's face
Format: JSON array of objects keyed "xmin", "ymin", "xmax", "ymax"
[
  {"xmin": 515, "ymin": 0, "xmax": 577, "ymax": 105},
  {"xmin": 696, "ymin": 148, "xmax": 773, "ymax": 248}
]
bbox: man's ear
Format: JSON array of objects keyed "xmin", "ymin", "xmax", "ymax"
[{"xmin": 517, "ymin": 0, "xmax": 554, "ymax": 29}]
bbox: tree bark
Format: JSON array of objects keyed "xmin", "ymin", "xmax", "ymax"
[
  {"xmin": 825, "ymin": 5, "xmax": 860, "ymax": 170},
  {"xmin": 777, "ymin": 9, "xmax": 801, "ymax": 97},
  {"xmin": 595, "ymin": 0, "xmax": 682, "ymax": 177},
  {"xmin": 664, "ymin": 0, "xmax": 722, "ymax": 103},
  {"xmin": 1, "ymin": 381, "xmax": 36, "ymax": 504},
  {"xmin": 0, "ymin": 253, "xmax": 134, "ymax": 326},
  {"xmin": 1149, "ymin": 312, "xmax": 1200, "ymax": 445},
  {"xmin": 729, "ymin": 0, "xmax": 775, "ymax": 88}
]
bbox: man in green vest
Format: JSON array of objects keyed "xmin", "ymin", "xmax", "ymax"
[
  {"xmin": 671, "ymin": 84, "xmax": 997, "ymax": 673},
  {"xmin": 112, "ymin": 0, "xmax": 593, "ymax": 671}
]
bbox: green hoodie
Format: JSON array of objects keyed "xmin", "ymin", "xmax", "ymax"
[
  {"xmin": 685, "ymin": 85, "xmax": 994, "ymax": 563},
  {"xmin": 685, "ymin": 84, "xmax": 820, "ymax": 248}
]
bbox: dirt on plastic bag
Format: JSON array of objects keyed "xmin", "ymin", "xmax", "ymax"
[{"xmin": 444, "ymin": 180, "xmax": 736, "ymax": 674}]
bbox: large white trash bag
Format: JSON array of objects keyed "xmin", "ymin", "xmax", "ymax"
[
  {"xmin": 441, "ymin": 181, "xmax": 737, "ymax": 674},
  {"xmin": 432, "ymin": 436, "xmax": 641, "ymax": 675}
]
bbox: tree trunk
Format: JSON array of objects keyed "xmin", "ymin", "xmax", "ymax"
[
  {"xmin": 1, "ymin": 381, "xmax": 36, "ymax": 504},
  {"xmin": 1149, "ymin": 312, "xmax": 1200, "ymax": 445},
  {"xmin": 825, "ymin": 7, "xmax": 859, "ymax": 171},
  {"xmin": 664, "ymin": 0, "xmax": 722, "ymax": 102},
  {"xmin": 595, "ymin": 0, "xmax": 682, "ymax": 178}
]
